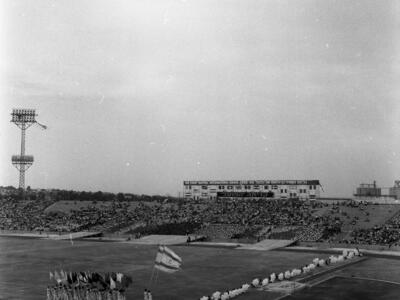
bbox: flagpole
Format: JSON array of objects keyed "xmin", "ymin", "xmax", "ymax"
[
  {"xmin": 148, "ymin": 245, "xmax": 160, "ymax": 289},
  {"xmin": 154, "ymin": 267, "xmax": 160, "ymax": 286},
  {"xmin": 148, "ymin": 266, "xmax": 156, "ymax": 288}
]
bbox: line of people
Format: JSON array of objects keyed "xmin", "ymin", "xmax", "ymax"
[{"xmin": 199, "ymin": 248, "xmax": 362, "ymax": 300}]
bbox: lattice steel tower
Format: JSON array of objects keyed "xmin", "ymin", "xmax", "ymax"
[{"xmin": 11, "ymin": 109, "xmax": 46, "ymax": 189}]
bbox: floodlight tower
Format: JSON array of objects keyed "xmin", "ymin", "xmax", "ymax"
[{"xmin": 10, "ymin": 108, "xmax": 46, "ymax": 190}]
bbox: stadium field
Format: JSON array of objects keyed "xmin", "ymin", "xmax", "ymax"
[
  {"xmin": 1, "ymin": 237, "xmax": 400, "ymax": 300},
  {"xmin": 283, "ymin": 276, "xmax": 400, "ymax": 300}
]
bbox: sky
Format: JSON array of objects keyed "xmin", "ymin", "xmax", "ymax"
[{"xmin": 0, "ymin": 0, "xmax": 399, "ymax": 197}]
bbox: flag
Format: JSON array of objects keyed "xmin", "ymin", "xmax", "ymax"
[
  {"xmin": 60, "ymin": 270, "xmax": 68, "ymax": 284},
  {"xmin": 49, "ymin": 271, "xmax": 54, "ymax": 281},
  {"xmin": 110, "ymin": 277, "xmax": 116, "ymax": 290},
  {"xmin": 86, "ymin": 272, "xmax": 93, "ymax": 283},
  {"xmin": 154, "ymin": 245, "xmax": 182, "ymax": 273},
  {"xmin": 78, "ymin": 272, "xmax": 84, "ymax": 283},
  {"xmin": 80, "ymin": 272, "xmax": 88, "ymax": 283},
  {"xmin": 54, "ymin": 270, "xmax": 62, "ymax": 284},
  {"xmin": 116, "ymin": 273, "xmax": 123, "ymax": 283}
]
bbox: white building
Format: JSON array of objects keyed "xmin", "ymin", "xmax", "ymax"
[{"xmin": 183, "ymin": 180, "xmax": 321, "ymax": 200}]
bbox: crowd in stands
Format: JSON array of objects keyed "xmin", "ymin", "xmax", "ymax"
[
  {"xmin": 349, "ymin": 226, "xmax": 400, "ymax": 246},
  {"xmin": 388, "ymin": 211, "xmax": 400, "ymax": 228},
  {"xmin": 347, "ymin": 211, "xmax": 400, "ymax": 246},
  {"xmin": 0, "ymin": 197, "xmax": 137, "ymax": 233},
  {"xmin": 295, "ymin": 226, "xmax": 324, "ymax": 242},
  {"xmin": 1, "ymin": 188, "xmax": 400, "ymax": 246},
  {"xmin": 0, "ymin": 195, "xmax": 337, "ymax": 242},
  {"xmin": 196, "ymin": 224, "xmax": 247, "ymax": 241},
  {"xmin": 129, "ymin": 221, "xmax": 202, "ymax": 236},
  {"xmin": 0, "ymin": 198, "xmax": 55, "ymax": 231}
]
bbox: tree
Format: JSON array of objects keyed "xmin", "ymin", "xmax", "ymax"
[
  {"xmin": 93, "ymin": 191, "xmax": 104, "ymax": 201},
  {"xmin": 117, "ymin": 193, "xmax": 125, "ymax": 202}
]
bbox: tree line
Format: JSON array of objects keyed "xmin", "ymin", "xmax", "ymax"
[{"xmin": 0, "ymin": 186, "xmax": 180, "ymax": 202}]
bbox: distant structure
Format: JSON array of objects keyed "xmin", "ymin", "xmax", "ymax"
[
  {"xmin": 11, "ymin": 109, "xmax": 46, "ymax": 189},
  {"xmin": 389, "ymin": 181, "xmax": 400, "ymax": 200},
  {"xmin": 353, "ymin": 181, "xmax": 400, "ymax": 204},
  {"xmin": 183, "ymin": 180, "xmax": 321, "ymax": 200},
  {"xmin": 354, "ymin": 181, "xmax": 381, "ymax": 197}
]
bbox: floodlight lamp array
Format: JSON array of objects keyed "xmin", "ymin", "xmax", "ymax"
[
  {"xmin": 11, "ymin": 108, "xmax": 36, "ymax": 123},
  {"xmin": 12, "ymin": 155, "xmax": 34, "ymax": 164}
]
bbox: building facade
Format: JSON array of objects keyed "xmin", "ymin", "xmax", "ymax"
[
  {"xmin": 354, "ymin": 182, "xmax": 381, "ymax": 197},
  {"xmin": 183, "ymin": 180, "xmax": 321, "ymax": 200}
]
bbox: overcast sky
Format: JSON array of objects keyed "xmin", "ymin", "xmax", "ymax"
[{"xmin": 1, "ymin": 0, "xmax": 399, "ymax": 197}]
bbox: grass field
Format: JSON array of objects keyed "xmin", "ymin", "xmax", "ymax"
[
  {"xmin": 1, "ymin": 237, "xmax": 400, "ymax": 300},
  {"xmin": 284, "ymin": 276, "xmax": 400, "ymax": 300}
]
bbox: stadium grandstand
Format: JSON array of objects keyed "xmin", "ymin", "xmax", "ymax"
[
  {"xmin": 2, "ymin": 186, "xmax": 400, "ymax": 249},
  {"xmin": 183, "ymin": 180, "xmax": 321, "ymax": 200}
]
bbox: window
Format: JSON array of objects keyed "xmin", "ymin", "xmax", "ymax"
[
  {"xmin": 235, "ymin": 185, "xmax": 242, "ymax": 190},
  {"xmin": 285, "ymin": 189, "xmax": 287, "ymax": 193},
  {"xmin": 272, "ymin": 185, "xmax": 278, "ymax": 190},
  {"xmin": 245, "ymin": 185, "xmax": 251, "ymax": 190},
  {"xmin": 280, "ymin": 189, "xmax": 283, "ymax": 193},
  {"xmin": 218, "ymin": 185, "xmax": 225, "ymax": 190},
  {"xmin": 227, "ymin": 186, "xmax": 233, "ymax": 190},
  {"xmin": 264, "ymin": 185, "xmax": 269, "ymax": 190},
  {"xmin": 253, "ymin": 185, "xmax": 259, "ymax": 190},
  {"xmin": 202, "ymin": 186, "xmax": 208, "ymax": 190}
]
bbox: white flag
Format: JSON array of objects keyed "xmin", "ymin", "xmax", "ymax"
[{"xmin": 154, "ymin": 245, "xmax": 182, "ymax": 273}]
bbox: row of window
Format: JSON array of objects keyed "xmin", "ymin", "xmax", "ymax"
[
  {"xmin": 190, "ymin": 189, "xmax": 313, "ymax": 195},
  {"xmin": 187, "ymin": 185, "xmax": 317, "ymax": 190}
]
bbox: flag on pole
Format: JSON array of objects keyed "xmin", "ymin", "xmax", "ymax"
[
  {"xmin": 154, "ymin": 245, "xmax": 182, "ymax": 273},
  {"xmin": 60, "ymin": 270, "xmax": 68, "ymax": 284},
  {"xmin": 110, "ymin": 277, "xmax": 116, "ymax": 289},
  {"xmin": 54, "ymin": 270, "xmax": 62, "ymax": 284}
]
